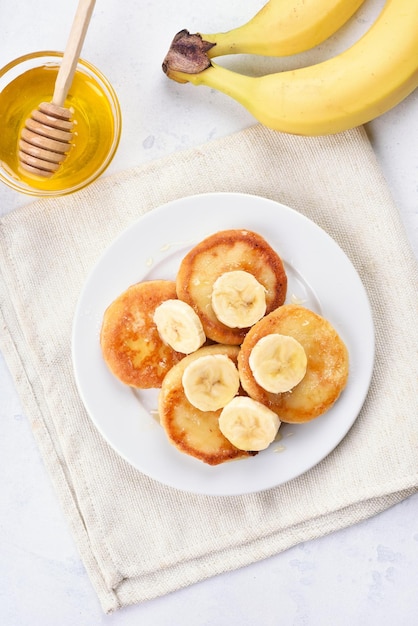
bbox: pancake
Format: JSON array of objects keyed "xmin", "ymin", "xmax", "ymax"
[
  {"xmin": 238, "ymin": 304, "xmax": 349, "ymax": 423},
  {"xmin": 176, "ymin": 229, "xmax": 287, "ymax": 345},
  {"xmin": 158, "ymin": 344, "xmax": 256, "ymax": 465},
  {"xmin": 100, "ymin": 280, "xmax": 185, "ymax": 388}
]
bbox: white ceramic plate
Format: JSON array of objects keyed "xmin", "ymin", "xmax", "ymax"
[{"xmin": 72, "ymin": 192, "xmax": 374, "ymax": 496}]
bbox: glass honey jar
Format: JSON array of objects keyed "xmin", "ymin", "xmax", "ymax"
[{"xmin": 0, "ymin": 51, "xmax": 121, "ymax": 196}]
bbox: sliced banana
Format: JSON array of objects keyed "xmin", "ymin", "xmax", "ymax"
[
  {"xmin": 153, "ymin": 299, "xmax": 206, "ymax": 354},
  {"xmin": 249, "ymin": 333, "xmax": 307, "ymax": 393},
  {"xmin": 219, "ymin": 396, "xmax": 281, "ymax": 451},
  {"xmin": 182, "ymin": 353, "xmax": 240, "ymax": 412},
  {"xmin": 211, "ymin": 270, "xmax": 267, "ymax": 329}
]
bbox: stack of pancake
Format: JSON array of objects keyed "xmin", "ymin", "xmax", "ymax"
[{"xmin": 101, "ymin": 229, "xmax": 349, "ymax": 465}]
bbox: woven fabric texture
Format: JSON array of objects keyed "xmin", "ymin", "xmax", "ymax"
[{"xmin": 1, "ymin": 125, "xmax": 417, "ymax": 612}]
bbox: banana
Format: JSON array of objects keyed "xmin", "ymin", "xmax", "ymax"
[
  {"xmin": 249, "ymin": 333, "xmax": 307, "ymax": 393},
  {"xmin": 211, "ymin": 270, "xmax": 267, "ymax": 329},
  {"xmin": 163, "ymin": 0, "xmax": 418, "ymax": 135},
  {"xmin": 218, "ymin": 396, "xmax": 280, "ymax": 451},
  {"xmin": 201, "ymin": 0, "xmax": 366, "ymax": 58},
  {"xmin": 153, "ymin": 299, "xmax": 206, "ymax": 354},
  {"xmin": 182, "ymin": 353, "xmax": 240, "ymax": 411}
]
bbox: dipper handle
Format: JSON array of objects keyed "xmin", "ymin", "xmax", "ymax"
[{"xmin": 53, "ymin": 0, "xmax": 97, "ymax": 106}]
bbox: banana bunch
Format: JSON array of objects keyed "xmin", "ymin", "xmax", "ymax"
[{"xmin": 162, "ymin": 0, "xmax": 418, "ymax": 135}]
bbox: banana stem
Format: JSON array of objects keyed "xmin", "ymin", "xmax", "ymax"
[
  {"xmin": 200, "ymin": 1, "xmax": 274, "ymax": 58},
  {"xmin": 201, "ymin": 27, "xmax": 261, "ymax": 59},
  {"xmin": 163, "ymin": 29, "xmax": 255, "ymax": 104},
  {"xmin": 185, "ymin": 64, "xmax": 256, "ymax": 104},
  {"xmin": 162, "ymin": 30, "xmax": 214, "ymax": 78}
]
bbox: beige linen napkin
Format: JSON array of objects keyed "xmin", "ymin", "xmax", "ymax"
[{"xmin": 1, "ymin": 124, "xmax": 417, "ymax": 613}]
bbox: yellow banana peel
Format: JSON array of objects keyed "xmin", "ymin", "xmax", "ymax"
[{"xmin": 202, "ymin": 0, "xmax": 367, "ymax": 57}]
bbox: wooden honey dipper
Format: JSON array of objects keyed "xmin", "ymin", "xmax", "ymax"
[{"xmin": 18, "ymin": 0, "xmax": 96, "ymax": 178}]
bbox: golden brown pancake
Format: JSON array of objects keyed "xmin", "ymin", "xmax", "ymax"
[
  {"xmin": 238, "ymin": 304, "xmax": 349, "ymax": 423},
  {"xmin": 158, "ymin": 344, "xmax": 256, "ymax": 465},
  {"xmin": 176, "ymin": 229, "xmax": 287, "ymax": 345},
  {"xmin": 100, "ymin": 280, "xmax": 185, "ymax": 388}
]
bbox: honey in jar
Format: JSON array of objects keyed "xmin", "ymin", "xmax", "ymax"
[{"xmin": 0, "ymin": 54, "xmax": 121, "ymax": 194}]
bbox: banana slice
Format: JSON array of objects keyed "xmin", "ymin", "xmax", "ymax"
[
  {"xmin": 211, "ymin": 270, "xmax": 267, "ymax": 329},
  {"xmin": 219, "ymin": 396, "xmax": 280, "ymax": 451},
  {"xmin": 249, "ymin": 333, "xmax": 307, "ymax": 393},
  {"xmin": 182, "ymin": 353, "xmax": 240, "ymax": 412},
  {"xmin": 153, "ymin": 299, "xmax": 206, "ymax": 354}
]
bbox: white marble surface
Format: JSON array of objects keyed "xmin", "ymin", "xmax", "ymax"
[{"xmin": 1, "ymin": 0, "xmax": 418, "ymax": 623}]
